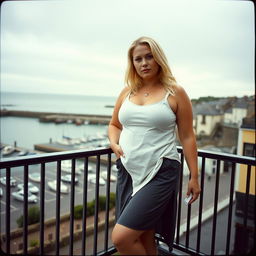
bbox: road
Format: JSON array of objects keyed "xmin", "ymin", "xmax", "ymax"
[{"xmin": 0, "ymin": 159, "xmax": 117, "ymax": 233}]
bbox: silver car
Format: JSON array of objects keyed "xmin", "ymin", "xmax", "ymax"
[
  {"xmin": 0, "ymin": 177, "xmax": 17, "ymax": 187},
  {"xmin": 17, "ymin": 182, "xmax": 39, "ymax": 194},
  {"xmin": 12, "ymin": 190, "xmax": 38, "ymax": 203}
]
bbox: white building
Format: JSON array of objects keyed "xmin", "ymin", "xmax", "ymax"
[
  {"xmin": 224, "ymin": 99, "xmax": 248, "ymax": 126},
  {"xmin": 193, "ymin": 102, "xmax": 223, "ymax": 136}
]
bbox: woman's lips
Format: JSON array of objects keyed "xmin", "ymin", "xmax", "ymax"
[{"xmin": 141, "ymin": 69, "xmax": 150, "ymax": 73}]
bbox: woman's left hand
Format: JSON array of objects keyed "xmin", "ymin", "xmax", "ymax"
[{"xmin": 186, "ymin": 178, "xmax": 201, "ymax": 204}]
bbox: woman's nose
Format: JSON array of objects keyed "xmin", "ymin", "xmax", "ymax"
[{"xmin": 142, "ymin": 58, "xmax": 148, "ymax": 66}]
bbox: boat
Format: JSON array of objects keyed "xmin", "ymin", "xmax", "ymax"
[
  {"xmin": 12, "ymin": 190, "xmax": 38, "ymax": 203},
  {"xmin": 2, "ymin": 146, "xmax": 16, "ymax": 156},
  {"xmin": 48, "ymin": 180, "xmax": 69, "ymax": 193},
  {"xmin": 18, "ymin": 150, "xmax": 28, "ymax": 156},
  {"xmin": 101, "ymin": 171, "xmax": 117, "ymax": 182},
  {"xmin": 29, "ymin": 173, "xmax": 41, "ymax": 183}
]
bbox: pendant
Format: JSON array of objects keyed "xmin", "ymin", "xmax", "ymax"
[{"xmin": 144, "ymin": 93, "xmax": 149, "ymax": 97}]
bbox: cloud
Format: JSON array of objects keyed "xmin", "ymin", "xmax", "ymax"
[{"xmin": 1, "ymin": 0, "xmax": 254, "ymax": 97}]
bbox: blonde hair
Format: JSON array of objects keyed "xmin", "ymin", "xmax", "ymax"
[{"xmin": 125, "ymin": 36, "xmax": 177, "ymax": 94}]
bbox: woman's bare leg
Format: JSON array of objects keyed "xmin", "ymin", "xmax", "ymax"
[
  {"xmin": 139, "ymin": 229, "xmax": 157, "ymax": 255},
  {"xmin": 112, "ymin": 224, "xmax": 147, "ymax": 255}
]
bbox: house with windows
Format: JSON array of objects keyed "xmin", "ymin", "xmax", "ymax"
[
  {"xmin": 224, "ymin": 98, "xmax": 248, "ymax": 126},
  {"xmin": 234, "ymin": 114, "xmax": 255, "ymax": 254},
  {"xmin": 193, "ymin": 102, "xmax": 223, "ymax": 137}
]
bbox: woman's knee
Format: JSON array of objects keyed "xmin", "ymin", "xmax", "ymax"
[{"xmin": 111, "ymin": 224, "xmax": 141, "ymax": 248}]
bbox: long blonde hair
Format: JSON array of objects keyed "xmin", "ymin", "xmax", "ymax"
[{"xmin": 125, "ymin": 36, "xmax": 177, "ymax": 94}]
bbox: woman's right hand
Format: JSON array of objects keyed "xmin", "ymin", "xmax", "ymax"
[{"xmin": 110, "ymin": 143, "xmax": 124, "ymax": 159}]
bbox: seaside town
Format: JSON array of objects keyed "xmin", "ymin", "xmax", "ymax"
[{"xmin": 0, "ymin": 94, "xmax": 255, "ymax": 255}]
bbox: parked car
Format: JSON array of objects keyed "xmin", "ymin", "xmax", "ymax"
[
  {"xmin": 12, "ymin": 190, "xmax": 38, "ymax": 203},
  {"xmin": 48, "ymin": 180, "xmax": 69, "ymax": 194},
  {"xmin": 61, "ymin": 175, "xmax": 79, "ymax": 184},
  {"xmin": 17, "ymin": 182, "xmax": 39, "ymax": 194},
  {"xmin": 88, "ymin": 174, "xmax": 105, "ymax": 186},
  {"xmin": 101, "ymin": 171, "xmax": 117, "ymax": 182},
  {"xmin": 0, "ymin": 177, "xmax": 17, "ymax": 187},
  {"xmin": 0, "ymin": 187, "xmax": 3, "ymax": 197},
  {"xmin": 29, "ymin": 173, "xmax": 41, "ymax": 183},
  {"xmin": 111, "ymin": 164, "xmax": 118, "ymax": 173},
  {"xmin": 61, "ymin": 160, "xmax": 82, "ymax": 175}
]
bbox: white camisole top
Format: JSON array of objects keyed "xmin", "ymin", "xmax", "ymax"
[{"xmin": 118, "ymin": 92, "xmax": 180, "ymax": 196}]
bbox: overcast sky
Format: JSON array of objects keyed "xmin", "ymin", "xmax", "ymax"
[{"xmin": 0, "ymin": 0, "xmax": 254, "ymax": 98}]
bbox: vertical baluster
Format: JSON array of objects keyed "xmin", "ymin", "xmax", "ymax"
[
  {"xmin": 23, "ymin": 164, "xmax": 29, "ymax": 255},
  {"xmin": 55, "ymin": 160, "xmax": 61, "ymax": 256},
  {"xmin": 5, "ymin": 167, "xmax": 11, "ymax": 255},
  {"xmin": 175, "ymin": 153, "xmax": 184, "ymax": 244},
  {"xmin": 81, "ymin": 157, "xmax": 89, "ymax": 256},
  {"xmin": 196, "ymin": 157, "xmax": 205, "ymax": 252},
  {"xmin": 210, "ymin": 159, "xmax": 221, "ymax": 256},
  {"xmin": 104, "ymin": 153, "xmax": 112, "ymax": 251},
  {"xmin": 242, "ymin": 165, "xmax": 251, "ymax": 251},
  {"xmin": 93, "ymin": 155, "xmax": 100, "ymax": 255},
  {"xmin": 225, "ymin": 162, "xmax": 235, "ymax": 255},
  {"xmin": 39, "ymin": 162, "xmax": 46, "ymax": 256},
  {"xmin": 69, "ymin": 158, "xmax": 76, "ymax": 256},
  {"xmin": 185, "ymin": 173, "xmax": 192, "ymax": 248}
]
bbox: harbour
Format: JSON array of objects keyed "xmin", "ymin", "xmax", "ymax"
[{"xmin": 0, "ymin": 109, "xmax": 111, "ymax": 125}]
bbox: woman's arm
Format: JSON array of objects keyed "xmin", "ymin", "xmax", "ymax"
[
  {"xmin": 108, "ymin": 87, "xmax": 129, "ymax": 159},
  {"xmin": 175, "ymin": 85, "xmax": 201, "ymax": 204}
]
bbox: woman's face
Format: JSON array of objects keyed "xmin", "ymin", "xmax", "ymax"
[{"xmin": 132, "ymin": 44, "xmax": 160, "ymax": 81}]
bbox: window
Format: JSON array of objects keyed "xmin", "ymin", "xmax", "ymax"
[
  {"xmin": 201, "ymin": 115, "xmax": 206, "ymax": 125},
  {"xmin": 243, "ymin": 143, "xmax": 256, "ymax": 157}
]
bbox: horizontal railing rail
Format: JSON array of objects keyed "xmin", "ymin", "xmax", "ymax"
[{"xmin": 0, "ymin": 146, "xmax": 255, "ymax": 256}]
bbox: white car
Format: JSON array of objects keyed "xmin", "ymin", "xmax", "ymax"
[
  {"xmin": 0, "ymin": 187, "xmax": 3, "ymax": 197},
  {"xmin": 88, "ymin": 174, "xmax": 105, "ymax": 186},
  {"xmin": 61, "ymin": 174, "xmax": 79, "ymax": 184},
  {"xmin": 12, "ymin": 190, "xmax": 38, "ymax": 203},
  {"xmin": 17, "ymin": 182, "xmax": 39, "ymax": 194},
  {"xmin": 0, "ymin": 177, "xmax": 17, "ymax": 187},
  {"xmin": 48, "ymin": 180, "xmax": 69, "ymax": 194},
  {"xmin": 61, "ymin": 160, "xmax": 82, "ymax": 175},
  {"xmin": 29, "ymin": 173, "xmax": 41, "ymax": 183},
  {"xmin": 111, "ymin": 164, "xmax": 118, "ymax": 173},
  {"xmin": 101, "ymin": 171, "xmax": 117, "ymax": 182}
]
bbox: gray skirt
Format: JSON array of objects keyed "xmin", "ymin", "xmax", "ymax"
[{"xmin": 115, "ymin": 157, "xmax": 181, "ymax": 251}]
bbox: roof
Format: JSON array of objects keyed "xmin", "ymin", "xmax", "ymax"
[
  {"xmin": 233, "ymin": 98, "xmax": 248, "ymax": 109},
  {"xmin": 241, "ymin": 115, "xmax": 255, "ymax": 129},
  {"xmin": 193, "ymin": 103, "xmax": 222, "ymax": 116}
]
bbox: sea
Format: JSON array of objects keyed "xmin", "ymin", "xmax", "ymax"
[{"xmin": 0, "ymin": 91, "xmax": 117, "ymax": 150}]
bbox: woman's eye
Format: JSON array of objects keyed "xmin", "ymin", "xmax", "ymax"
[
  {"xmin": 146, "ymin": 55, "xmax": 153, "ymax": 60},
  {"xmin": 134, "ymin": 58, "xmax": 141, "ymax": 62}
]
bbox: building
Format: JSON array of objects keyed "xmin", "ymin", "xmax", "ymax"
[{"xmin": 234, "ymin": 114, "xmax": 255, "ymax": 254}]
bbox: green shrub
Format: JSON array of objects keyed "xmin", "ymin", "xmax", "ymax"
[
  {"xmin": 86, "ymin": 201, "xmax": 95, "ymax": 217},
  {"xmin": 16, "ymin": 206, "xmax": 40, "ymax": 228},
  {"xmin": 109, "ymin": 192, "xmax": 116, "ymax": 209},
  {"xmin": 74, "ymin": 205, "xmax": 83, "ymax": 219},
  {"xmin": 98, "ymin": 195, "xmax": 106, "ymax": 211},
  {"xmin": 29, "ymin": 239, "xmax": 39, "ymax": 247}
]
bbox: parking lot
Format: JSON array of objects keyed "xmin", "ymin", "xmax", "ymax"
[{"xmin": 0, "ymin": 159, "xmax": 117, "ymax": 232}]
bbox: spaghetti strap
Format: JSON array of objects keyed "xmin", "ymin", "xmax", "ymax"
[{"xmin": 164, "ymin": 92, "xmax": 170, "ymax": 101}]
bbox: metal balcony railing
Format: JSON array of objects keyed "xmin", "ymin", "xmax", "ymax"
[{"xmin": 0, "ymin": 147, "xmax": 255, "ymax": 255}]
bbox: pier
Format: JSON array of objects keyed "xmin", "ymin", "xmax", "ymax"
[{"xmin": 0, "ymin": 109, "xmax": 111, "ymax": 125}]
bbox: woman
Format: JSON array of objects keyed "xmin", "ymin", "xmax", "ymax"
[{"xmin": 108, "ymin": 36, "xmax": 200, "ymax": 255}]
